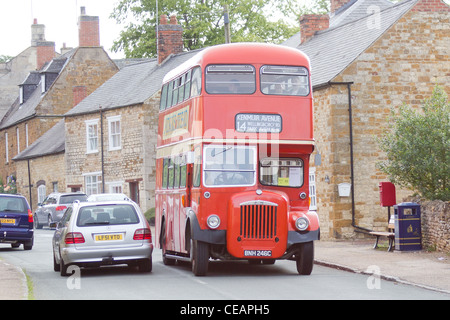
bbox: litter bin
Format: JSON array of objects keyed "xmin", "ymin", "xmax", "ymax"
[{"xmin": 394, "ymin": 202, "xmax": 422, "ymax": 251}]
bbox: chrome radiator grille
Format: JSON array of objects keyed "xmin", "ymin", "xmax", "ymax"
[{"xmin": 239, "ymin": 201, "xmax": 278, "ymax": 240}]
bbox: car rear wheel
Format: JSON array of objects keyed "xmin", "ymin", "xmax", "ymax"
[
  {"xmin": 53, "ymin": 252, "xmax": 60, "ymax": 272},
  {"xmin": 60, "ymin": 257, "xmax": 69, "ymax": 276},
  {"xmin": 138, "ymin": 258, "xmax": 152, "ymax": 273},
  {"xmin": 23, "ymin": 239, "xmax": 33, "ymax": 251}
]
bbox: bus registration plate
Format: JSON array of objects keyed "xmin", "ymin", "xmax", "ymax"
[{"xmin": 244, "ymin": 250, "xmax": 272, "ymax": 257}]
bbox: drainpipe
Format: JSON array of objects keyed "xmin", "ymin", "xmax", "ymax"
[
  {"xmin": 27, "ymin": 159, "xmax": 33, "ymax": 211},
  {"xmin": 328, "ymin": 81, "xmax": 372, "ymax": 234},
  {"xmin": 99, "ymin": 106, "xmax": 105, "ymax": 193}
]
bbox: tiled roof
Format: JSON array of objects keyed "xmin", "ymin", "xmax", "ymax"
[
  {"xmin": 283, "ymin": 0, "xmax": 418, "ymax": 87},
  {"xmin": 65, "ymin": 50, "xmax": 202, "ymax": 116},
  {"xmin": 13, "ymin": 119, "xmax": 65, "ymax": 160}
]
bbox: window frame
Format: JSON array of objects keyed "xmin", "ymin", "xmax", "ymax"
[
  {"xmin": 205, "ymin": 64, "xmax": 256, "ymax": 95},
  {"xmin": 85, "ymin": 119, "xmax": 99, "ymax": 154},
  {"xmin": 259, "ymin": 158, "xmax": 304, "ymax": 188},
  {"xmin": 108, "ymin": 115, "xmax": 121, "ymax": 151}
]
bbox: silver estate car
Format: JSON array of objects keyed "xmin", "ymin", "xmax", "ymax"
[
  {"xmin": 34, "ymin": 192, "xmax": 88, "ymax": 229},
  {"xmin": 52, "ymin": 200, "xmax": 153, "ymax": 276}
]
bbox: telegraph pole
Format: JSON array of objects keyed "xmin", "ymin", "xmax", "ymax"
[{"xmin": 223, "ymin": 5, "xmax": 231, "ymax": 43}]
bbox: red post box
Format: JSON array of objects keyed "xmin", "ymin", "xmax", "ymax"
[{"xmin": 379, "ymin": 182, "xmax": 396, "ymax": 207}]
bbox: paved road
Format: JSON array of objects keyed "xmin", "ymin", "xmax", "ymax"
[{"xmin": 0, "ymin": 229, "xmax": 448, "ymax": 301}]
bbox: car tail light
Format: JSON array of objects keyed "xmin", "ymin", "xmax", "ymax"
[
  {"xmin": 55, "ymin": 205, "xmax": 67, "ymax": 212},
  {"xmin": 133, "ymin": 228, "xmax": 152, "ymax": 241},
  {"xmin": 65, "ymin": 232, "xmax": 85, "ymax": 244},
  {"xmin": 28, "ymin": 209, "xmax": 33, "ymax": 223}
]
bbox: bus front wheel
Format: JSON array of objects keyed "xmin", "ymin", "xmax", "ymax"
[
  {"xmin": 296, "ymin": 241, "xmax": 314, "ymax": 275},
  {"xmin": 191, "ymin": 239, "xmax": 209, "ymax": 276}
]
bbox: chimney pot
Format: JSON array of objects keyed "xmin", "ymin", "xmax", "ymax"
[
  {"xmin": 160, "ymin": 14, "xmax": 168, "ymax": 25},
  {"xmin": 170, "ymin": 14, "xmax": 178, "ymax": 24}
]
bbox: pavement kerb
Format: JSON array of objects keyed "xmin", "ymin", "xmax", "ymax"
[
  {"xmin": 0, "ymin": 260, "xmax": 29, "ymax": 300},
  {"xmin": 314, "ymin": 258, "xmax": 450, "ymax": 295}
]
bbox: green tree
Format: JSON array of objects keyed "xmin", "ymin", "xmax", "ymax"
[
  {"xmin": 377, "ymin": 85, "xmax": 450, "ymax": 201},
  {"xmin": 111, "ymin": 0, "xmax": 328, "ymax": 58}
]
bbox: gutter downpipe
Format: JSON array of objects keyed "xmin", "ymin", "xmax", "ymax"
[{"xmin": 328, "ymin": 81, "xmax": 372, "ymax": 234}]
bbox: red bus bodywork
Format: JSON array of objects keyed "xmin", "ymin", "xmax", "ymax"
[{"xmin": 155, "ymin": 43, "xmax": 319, "ymax": 276}]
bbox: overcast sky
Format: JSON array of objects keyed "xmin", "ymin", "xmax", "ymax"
[{"xmin": 0, "ymin": 0, "xmax": 125, "ymax": 59}]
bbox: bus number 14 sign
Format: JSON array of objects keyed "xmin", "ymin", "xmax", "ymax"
[{"xmin": 235, "ymin": 113, "xmax": 282, "ymax": 133}]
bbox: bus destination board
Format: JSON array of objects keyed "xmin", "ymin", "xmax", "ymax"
[{"xmin": 235, "ymin": 113, "xmax": 282, "ymax": 133}]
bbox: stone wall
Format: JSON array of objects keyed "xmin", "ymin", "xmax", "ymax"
[
  {"xmin": 421, "ymin": 200, "xmax": 450, "ymax": 253},
  {"xmin": 312, "ymin": 3, "xmax": 450, "ymax": 239},
  {"xmin": 15, "ymin": 152, "xmax": 65, "ymax": 210}
]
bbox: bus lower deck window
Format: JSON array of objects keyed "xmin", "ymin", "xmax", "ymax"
[{"xmin": 260, "ymin": 158, "xmax": 304, "ymax": 187}]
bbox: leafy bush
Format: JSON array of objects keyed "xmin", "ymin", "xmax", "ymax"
[{"xmin": 377, "ymin": 85, "xmax": 449, "ymax": 201}]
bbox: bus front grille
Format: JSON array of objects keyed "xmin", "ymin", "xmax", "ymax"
[{"xmin": 239, "ymin": 201, "xmax": 278, "ymax": 240}]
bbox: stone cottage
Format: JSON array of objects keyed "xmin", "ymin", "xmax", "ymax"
[
  {"xmin": 64, "ymin": 15, "xmax": 197, "ymax": 213},
  {"xmin": 0, "ymin": 19, "xmax": 58, "ymax": 120},
  {"xmin": 5, "ymin": 8, "xmax": 119, "ymax": 209},
  {"xmin": 284, "ymin": 0, "xmax": 449, "ymax": 238}
]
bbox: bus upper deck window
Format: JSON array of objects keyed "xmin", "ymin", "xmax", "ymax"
[
  {"xmin": 205, "ymin": 64, "xmax": 256, "ymax": 94},
  {"xmin": 261, "ymin": 66, "xmax": 309, "ymax": 96},
  {"xmin": 160, "ymin": 84, "xmax": 168, "ymax": 111},
  {"xmin": 191, "ymin": 67, "xmax": 202, "ymax": 97}
]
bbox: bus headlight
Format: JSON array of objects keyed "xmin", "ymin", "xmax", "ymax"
[
  {"xmin": 295, "ymin": 217, "xmax": 309, "ymax": 231},
  {"xmin": 207, "ymin": 215, "xmax": 221, "ymax": 229}
]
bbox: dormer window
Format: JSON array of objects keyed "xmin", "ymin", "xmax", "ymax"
[
  {"xmin": 41, "ymin": 73, "xmax": 46, "ymax": 94},
  {"xmin": 19, "ymin": 87, "xmax": 24, "ymax": 104}
]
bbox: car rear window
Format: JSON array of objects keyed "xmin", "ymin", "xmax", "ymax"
[
  {"xmin": 0, "ymin": 196, "xmax": 26, "ymax": 212},
  {"xmin": 77, "ymin": 204, "xmax": 140, "ymax": 227},
  {"xmin": 60, "ymin": 194, "xmax": 88, "ymax": 204}
]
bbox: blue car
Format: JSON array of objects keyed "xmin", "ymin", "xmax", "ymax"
[{"xmin": 0, "ymin": 194, "xmax": 34, "ymax": 250}]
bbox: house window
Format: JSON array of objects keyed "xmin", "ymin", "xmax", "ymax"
[
  {"xmin": 84, "ymin": 172, "xmax": 102, "ymax": 196},
  {"xmin": 108, "ymin": 115, "xmax": 121, "ymax": 150},
  {"xmin": 309, "ymin": 167, "xmax": 317, "ymax": 211},
  {"xmin": 108, "ymin": 182, "xmax": 123, "ymax": 194},
  {"xmin": 85, "ymin": 119, "xmax": 99, "ymax": 153},
  {"xmin": 41, "ymin": 74, "xmax": 46, "ymax": 93},
  {"xmin": 5, "ymin": 132, "xmax": 8, "ymax": 163},
  {"xmin": 19, "ymin": 87, "xmax": 24, "ymax": 104},
  {"xmin": 37, "ymin": 185, "xmax": 46, "ymax": 204}
]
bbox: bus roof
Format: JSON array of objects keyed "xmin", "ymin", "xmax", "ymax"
[{"xmin": 162, "ymin": 43, "xmax": 310, "ymax": 83}]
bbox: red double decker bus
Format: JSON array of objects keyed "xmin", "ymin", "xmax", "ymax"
[{"xmin": 155, "ymin": 43, "xmax": 319, "ymax": 276}]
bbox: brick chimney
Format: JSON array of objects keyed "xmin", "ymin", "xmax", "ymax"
[
  {"xmin": 31, "ymin": 19, "xmax": 56, "ymax": 70},
  {"xmin": 157, "ymin": 14, "xmax": 183, "ymax": 64},
  {"xmin": 78, "ymin": 7, "xmax": 100, "ymax": 47},
  {"xmin": 330, "ymin": 0, "xmax": 353, "ymax": 13},
  {"xmin": 73, "ymin": 86, "xmax": 87, "ymax": 106},
  {"xmin": 412, "ymin": 0, "xmax": 450, "ymax": 12},
  {"xmin": 299, "ymin": 14, "xmax": 330, "ymax": 44}
]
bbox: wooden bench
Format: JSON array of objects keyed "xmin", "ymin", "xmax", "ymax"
[{"xmin": 369, "ymin": 222, "xmax": 395, "ymax": 252}]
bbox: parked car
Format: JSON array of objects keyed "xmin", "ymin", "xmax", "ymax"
[
  {"xmin": 0, "ymin": 193, "xmax": 34, "ymax": 250},
  {"xmin": 87, "ymin": 193, "xmax": 130, "ymax": 202},
  {"xmin": 34, "ymin": 192, "xmax": 88, "ymax": 229},
  {"xmin": 52, "ymin": 200, "xmax": 153, "ymax": 276}
]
